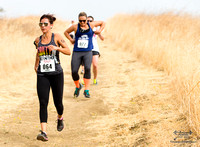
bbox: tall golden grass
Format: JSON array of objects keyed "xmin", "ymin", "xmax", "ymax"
[
  {"xmin": 106, "ymin": 13, "xmax": 200, "ymax": 135},
  {"xmin": 0, "ymin": 16, "xmax": 69, "ymax": 83},
  {"xmin": 2, "ymin": 13, "xmax": 200, "ymax": 136},
  {"xmin": 0, "ymin": 16, "xmax": 39, "ymax": 77}
]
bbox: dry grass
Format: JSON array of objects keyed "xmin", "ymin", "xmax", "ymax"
[
  {"xmin": 0, "ymin": 16, "xmax": 69, "ymax": 84},
  {"xmin": 106, "ymin": 13, "xmax": 200, "ymax": 136},
  {"xmin": 1, "ymin": 13, "xmax": 200, "ymax": 144}
]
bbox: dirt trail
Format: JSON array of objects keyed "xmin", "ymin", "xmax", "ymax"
[{"xmin": 0, "ymin": 38, "xmax": 198, "ymax": 146}]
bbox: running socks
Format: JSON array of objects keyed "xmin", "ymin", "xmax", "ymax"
[
  {"xmin": 74, "ymin": 83, "xmax": 83, "ymax": 97},
  {"xmin": 83, "ymin": 78, "xmax": 90, "ymax": 90},
  {"xmin": 81, "ymin": 79, "xmax": 85, "ymax": 85},
  {"xmin": 93, "ymin": 79, "xmax": 97, "ymax": 85},
  {"xmin": 74, "ymin": 80, "xmax": 80, "ymax": 88},
  {"xmin": 58, "ymin": 117, "xmax": 63, "ymax": 120}
]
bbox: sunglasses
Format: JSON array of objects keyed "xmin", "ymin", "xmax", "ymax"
[
  {"xmin": 39, "ymin": 22, "xmax": 49, "ymax": 27},
  {"xmin": 87, "ymin": 20, "xmax": 93, "ymax": 22},
  {"xmin": 79, "ymin": 20, "xmax": 86, "ymax": 23}
]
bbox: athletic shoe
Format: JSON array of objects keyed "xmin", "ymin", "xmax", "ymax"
[
  {"xmin": 57, "ymin": 118, "xmax": 64, "ymax": 132},
  {"xmin": 74, "ymin": 83, "xmax": 83, "ymax": 97},
  {"xmin": 37, "ymin": 130, "xmax": 48, "ymax": 141},
  {"xmin": 80, "ymin": 69, "xmax": 84, "ymax": 74},
  {"xmin": 84, "ymin": 90, "xmax": 90, "ymax": 98},
  {"xmin": 93, "ymin": 79, "xmax": 98, "ymax": 85}
]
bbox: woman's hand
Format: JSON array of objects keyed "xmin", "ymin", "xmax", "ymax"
[
  {"xmin": 94, "ymin": 30, "xmax": 101, "ymax": 35},
  {"xmin": 34, "ymin": 66, "xmax": 38, "ymax": 73},
  {"xmin": 70, "ymin": 39, "xmax": 75, "ymax": 44},
  {"xmin": 48, "ymin": 45, "xmax": 59, "ymax": 51},
  {"xmin": 34, "ymin": 52, "xmax": 39, "ymax": 73}
]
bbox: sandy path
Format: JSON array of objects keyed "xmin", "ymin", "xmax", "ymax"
[{"xmin": 0, "ymin": 38, "xmax": 197, "ymax": 146}]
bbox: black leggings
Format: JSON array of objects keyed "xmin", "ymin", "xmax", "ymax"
[
  {"xmin": 37, "ymin": 72, "xmax": 64, "ymax": 123},
  {"xmin": 71, "ymin": 51, "xmax": 92, "ymax": 81}
]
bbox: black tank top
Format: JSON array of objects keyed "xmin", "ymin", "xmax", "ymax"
[{"xmin": 37, "ymin": 33, "xmax": 63, "ymax": 75}]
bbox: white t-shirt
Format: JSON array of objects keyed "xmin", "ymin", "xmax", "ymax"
[{"xmin": 92, "ymin": 27, "xmax": 100, "ymax": 52}]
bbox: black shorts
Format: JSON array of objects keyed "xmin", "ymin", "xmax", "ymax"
[{"xmin": 92, "ymin": 51, "xmax": 100, "ymax": 57}]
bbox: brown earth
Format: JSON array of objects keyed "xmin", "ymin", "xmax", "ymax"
[{"xmin": 0, "ymin": 38, "xmax": 198, "ymax": 146}]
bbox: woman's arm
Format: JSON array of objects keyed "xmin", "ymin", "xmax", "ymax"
[
  {"xmin": 98, "ymin": 33, "xmax": 104, "ymax": 41},
  {"xmin": 48, "ymin": 33, "xmax": 71, "ymax": 55},
  {"xmin": 34, "ymin": 37, "xmax": 39, "ymax": 48},
  {"xmin": 90, "ymin": 21, "xmax": 105, "ymax": 35},
  {"xmin": 34, "ymin": 37, "xmax": 39, "ymax": 73},
  {"xmin": 34, "ymin": 53, "xmax": 39, "ymax": 73},
  {"xmin": 64, "ymin": 24, "xmax": 77, "ymax": 44}
]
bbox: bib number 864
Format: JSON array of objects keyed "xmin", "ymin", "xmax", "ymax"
[
  {"xmin": 43, "ymin": 64, "xmax": 52, "ymax": 70},
  {"xmin": 40, "ymin": 59, "xmax": 55, "ymax": 72}
]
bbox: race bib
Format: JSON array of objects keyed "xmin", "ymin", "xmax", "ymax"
[
  {"xmin": 40, "ymin": 59, "xmax": 55, "ymax": 72},
  {"xmin": 78, "ymin": 40, "xmax": 88, "ymax": 48}
]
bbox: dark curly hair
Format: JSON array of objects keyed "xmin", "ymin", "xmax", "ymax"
[{"xmin": 40, "ymin": 14, "xmax": 56, "ymax": 24}]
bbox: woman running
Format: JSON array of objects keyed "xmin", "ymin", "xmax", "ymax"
[
  {"xmin": 34, "ymin": 14, "xmax": 71, "ymax": 141},
  {"xmin": 64, "ymin": 12, "xmax": 105, "ymax": 98},
  {"xmin": 87, "ymin": 16, "xmax": 104, "ymax": 85}
]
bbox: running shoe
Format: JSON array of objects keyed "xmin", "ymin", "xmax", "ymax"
[
  {"xmin": 37, "ymin": 130, "xmax": 48, "ymax": 141},
  {"xmin": 57, "ymin": 118, "xmax": 64, "ymax": 132},
  {"xmin": 74, "ymin": 83, "xmax": 83, "ymax": 97},
  {"xmin": 84, "ymin": 90, "xmax": 90, "ymax": 98},
  {"xmin": 93, "ymin": 79, "xmax": 98, "ymax": 85},
  {"xmin": 80, "ymin": 69, "xmax": 84, "ymax": 74}
]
